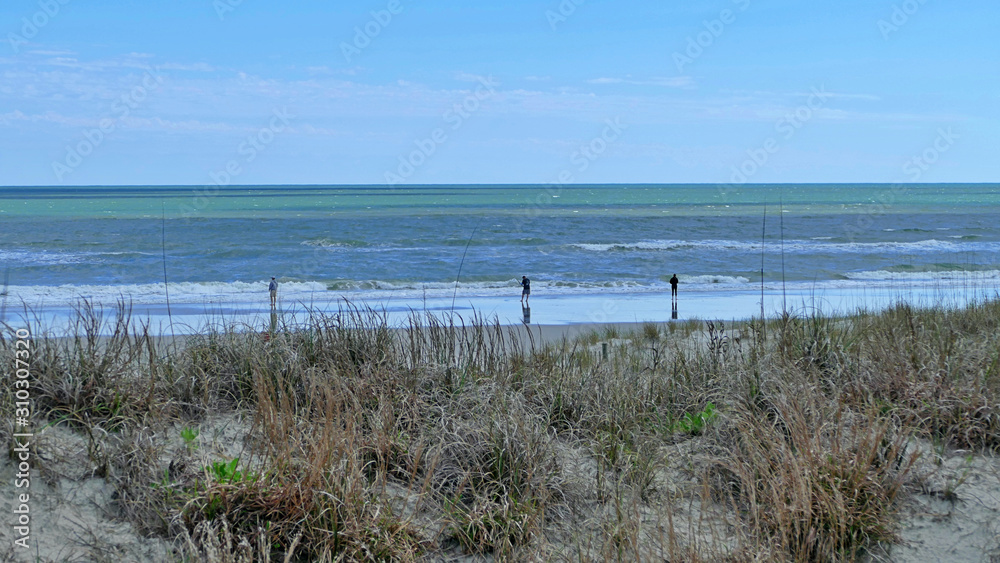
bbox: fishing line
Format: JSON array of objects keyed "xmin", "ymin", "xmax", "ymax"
[
  {"xmin": 0, "ymin": 265, "xmax": 9, "ymax": 325},
  {"xmin": 779, "ymin": 192, "xmax": 787, "ymax": 313},
  {"xmin": 162, "ymin": 203, "xmax": 176, "ymax": 341},
  {"xmin": 760, "ymin": 199, "xmax": 766, "ymax": 322},
  {"xmin": 451, "ymin": 221, "xmax": 481, "ymax": 315}
]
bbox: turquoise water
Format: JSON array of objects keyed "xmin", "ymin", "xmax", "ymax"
[
  {"xmin": 5, "ymin": 184, "xmax": 1000, "ymax": 218},
  {"xmin": 2, "ymin": 184, "xmax": 999, "ymax": 307}
]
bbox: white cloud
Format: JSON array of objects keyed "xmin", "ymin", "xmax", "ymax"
[
  {"xmin": 587, "ymin": 76, "xmax": 695, "ymax": 88},
  {"xmin": 721, "ymin": 89, "xmax": 882, "ymax": 102},
  {"xmin": 0, "ymin": 109, "xmax": 238, "ymax": 132},
  {"xmin": 158, "ymin": 62, "xmax": 215, "ymax": 72},
  {"xmin": 26, "ymin": 49, "xmax": 77, "ymax": 56},
  {"xmin": 454, "ymin": 72, "xmax": 487, "ymax": 82}
]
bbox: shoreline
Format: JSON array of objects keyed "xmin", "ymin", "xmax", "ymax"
[{"xmin": 4, "ymin": 282, "xmax": 996, "ymax": 337}]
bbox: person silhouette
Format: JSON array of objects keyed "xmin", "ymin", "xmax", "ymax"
[
  {"xmin": 520, "ymin": 276, "xmax": 531, "ymax": 304},
  {"xmin": 268, "ymin": 277, "xmax": 278, "ymax": 308},
  {"xmin": 669, "ymin": 274, "xmax": 678, "ymax": 302}
]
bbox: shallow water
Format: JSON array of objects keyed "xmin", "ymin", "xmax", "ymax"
[{"xmin": 2, "ymin": 184, "xmax": 999, "ymax": 318}]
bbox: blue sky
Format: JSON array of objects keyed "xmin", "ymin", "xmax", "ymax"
[{"xmin": 1, "ymin": 0, "xmax": 997, "ymax": 186}]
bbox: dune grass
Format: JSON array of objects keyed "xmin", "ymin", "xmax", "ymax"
[{"xmin": 2, "ymin": 297, "xmax": 999, "ymax": 561}]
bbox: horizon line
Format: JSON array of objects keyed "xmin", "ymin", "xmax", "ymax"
[{"xmin": 2, "ymin": 181, "xmax": 998, "ymax": 189}]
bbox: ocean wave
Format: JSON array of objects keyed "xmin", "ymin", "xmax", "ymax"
[
  {"xmin": 301, "ymin": 238, "xmax": 362, "ymax": 249},
  {"xmin": 570, "ymin": 238, "xmax": 997, "ymax": 254},
  {"xmin": 845, "ymin": 269, "xmax": 1000, "ymax": 282},
  {"xmin": 5, "ymin": 274, "xmax": 997, "ymax": 311},
  {"xmin": 2, "ymin": 276, "xmax": 745, "ymax": 306},
  {"xmin": 683, "ymin": 275, "xmax": 752, "ymax": 285},
  {"xmin": 326, "ymin": 278, "xmax": 650, "ymax": 295},
  {"xmin": 0, "ymin": 249, "xmax": 91, "ymax": 265},
  {"xmin": 4, "ymin": 280, "xmax": 330, "ymax": 306},
  {"xmin": 300, "ymin": 238, "xmax": 432, "ymax": 253},
  {"xmin": 326, "ymin": 279, "xmax": 518, "ymax": 292}
]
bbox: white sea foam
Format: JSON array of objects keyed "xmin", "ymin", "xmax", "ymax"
[
  {"xmin": 570, "ymin": 238, "xmax": 999, "ymax": 254},
  {"xmin": 4, "ymin": 280, "xmax": 329, "ymax": 307},
  {"xmin": 844, "ymin": 269, "xmax": 1000, "ymax": 282},
  {"xmin": 2, "ymin": 276, "xmax": 748, "ymax": 307},
  {"xmin": 300, "ymin": 239, "xmax": 432, "ymax": 253},
  {"xmin": 0, "ymin": 249, "xmax": 91, "ymax": 265},
  {"xmin": 683, "ymin": 275, "xmax": 752, "ymax": 285},
  {"xmin": 300, "ymin": 238, "xmax": 348, "ymax": 248}
]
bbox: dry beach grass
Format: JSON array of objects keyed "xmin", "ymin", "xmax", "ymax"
[{"xmin": 1, "ymin": 299, "xmax": 999, "ymax": 561}]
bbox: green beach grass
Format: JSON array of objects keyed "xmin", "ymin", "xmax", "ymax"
[{"xmin": 2, "ymin": 299, "xmax": 999, "ymax": 561}]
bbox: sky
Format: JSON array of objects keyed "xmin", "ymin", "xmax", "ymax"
[{"xmin": 1, "ymin": 0, "xmax": 997, "ymax": 186}]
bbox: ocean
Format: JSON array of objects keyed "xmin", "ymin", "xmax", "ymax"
[{"xmin": 2, "ymin": 184, "xmax": 999, "ymax": 331}]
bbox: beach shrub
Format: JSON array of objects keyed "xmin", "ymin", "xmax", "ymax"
[
  {"xmin": 180, "ymin": 426, "xmax": 199, "ymax": 451},
  {"xmin": 675, "ymin": 402, "xmax": 718, "ymax": 436},
  {"xmin": 433, "ymin": 399, "xmax": 562, "ymax": 555},
  {"xmin": 26, "ymin": 302, "xmax": 168, "ymax": 430},
  {"xmin": 6, "ymin": 298, "xmax": 1000, "ymax": 561},
  {"xmin": 714, "ymin": 397, "xmax": 918, "ymax": 560},
  {"xmin": 842, "ymin": 302, "xmax": 1000, "ymax": 451}
]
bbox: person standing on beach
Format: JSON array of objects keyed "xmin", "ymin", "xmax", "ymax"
[
  {"xmin": 670, "ymin": 274, "xmax": 678, "ymax": 302},
  {"xmin": 268, "ymin": 276, "xmax": 278, "ymax": 308},
  {"xmin": 520, "ymin": 275, "xmax": 531, "ymax": 304}
]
